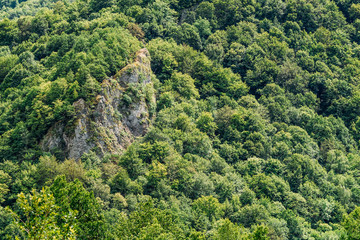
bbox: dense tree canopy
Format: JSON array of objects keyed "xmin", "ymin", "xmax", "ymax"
[{"xmin": 1, "ymin": 0, "xmax": 360, "ymax": 239}]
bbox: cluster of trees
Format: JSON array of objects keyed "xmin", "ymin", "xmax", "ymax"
[
  {"xmin": 0, "ymin": 0, "xmax": 67, "ymax": 19},
  {"xmin": 1, "ymin": 0, "xmax": 360, "ymax": 239}
]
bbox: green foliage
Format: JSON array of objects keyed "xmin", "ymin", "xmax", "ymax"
[
  {"xmin": 1, "ymin": 0, "xmax": 360, "ymax": 238},
  {"xmin": 13, "ymin": 188, "xmax": 76, "ymax": 239},
  {"xmin": 50, "ymin": 175, "xmax": 105, "ymax": 240},
  {"xmin": 209, "ymin": 219, "xmax": 249, "ymax": 239},
  {"xmin": 107, "ymin": 199, "xmax": 186, "ymax": 239},
  {"xmin": 342, "ymin": 207, "xmax": 360, "ymax": 239}
]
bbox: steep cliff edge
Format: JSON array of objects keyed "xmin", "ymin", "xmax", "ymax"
[{"xmin": 41, "ymin": 48, "xmax": 156, "ymax": 159}]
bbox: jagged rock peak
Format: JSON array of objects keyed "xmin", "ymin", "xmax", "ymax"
[
  {"xmin": 135, "ymin": 48, "xmax": 151, "ymax": 68},
  {"xmin": 41, "ymin": 48, "xmax": 156, "ymax": 160}
]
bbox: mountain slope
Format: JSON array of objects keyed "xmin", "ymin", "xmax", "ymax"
[{"xmin": 1, "ymin": 0, "xmax": 360, "ymax": 239}]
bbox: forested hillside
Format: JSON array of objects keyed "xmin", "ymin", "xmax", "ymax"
[{"xmin": 1, "ymin": 0, "xmax": 360, "ymax": 239}]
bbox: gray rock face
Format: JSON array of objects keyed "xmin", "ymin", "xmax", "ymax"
[{"xmin": 41, "ymin": 48, "xmax": 156, "ymax": 159}]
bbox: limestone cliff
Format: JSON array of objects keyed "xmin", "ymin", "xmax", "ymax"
[{"xmin": 41, "ymin": 48, "xmax": 156, "ymax": 159}]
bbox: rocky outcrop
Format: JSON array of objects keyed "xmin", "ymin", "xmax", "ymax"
[{"xmin": 41, "ymin": 49, "xmax": 156, "ymax": 160}]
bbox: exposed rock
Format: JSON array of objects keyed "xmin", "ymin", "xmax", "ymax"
[{"xmin": 41, "ymin": 48, "xmax": 156, "ymax": 160}]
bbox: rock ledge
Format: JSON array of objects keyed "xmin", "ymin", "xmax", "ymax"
[{"xmin": 41, "ymin": 48, "xmax": 155, "ymax": 159}]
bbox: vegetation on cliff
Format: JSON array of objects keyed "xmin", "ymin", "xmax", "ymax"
[{"xmin": 1, "ymin": 0, "xmax": 360, "ymax": 239}]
